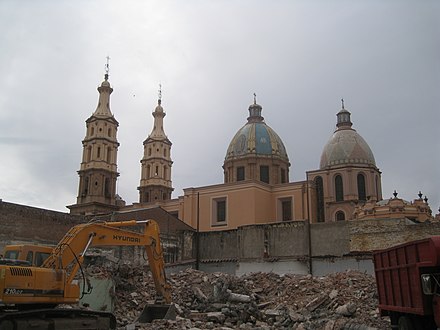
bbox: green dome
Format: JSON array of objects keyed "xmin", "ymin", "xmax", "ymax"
[{"xmin": 225, "ymin": 101, "xmax": 289, "ymax": 162}]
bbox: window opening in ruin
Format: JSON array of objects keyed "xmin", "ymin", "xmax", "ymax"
[{"xmin": 336, "ymin": 211, "xmax": 345, "ymax": 221}]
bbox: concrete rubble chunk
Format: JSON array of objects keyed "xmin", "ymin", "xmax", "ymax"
[{"xmin": 336, "ymin": 302, "xmax": 357, "ymax": 316}]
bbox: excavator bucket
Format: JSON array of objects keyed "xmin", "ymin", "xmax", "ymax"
[{"xmin": 136, "ymin": 303, "xmax": 176, "ymax": 323}]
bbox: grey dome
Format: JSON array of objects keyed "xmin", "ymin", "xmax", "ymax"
[{"xmin": 320, "ymin": 107, "xmax": 376, "ymax": 169}]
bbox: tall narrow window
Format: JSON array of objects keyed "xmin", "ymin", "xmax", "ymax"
[
  {"xmin": 164, "ymin": 166, "xmax": 168, "ymax": 180},
  {"xmin": 97, "ymin": 147, "xmax": 101, "ymax": 159},
  {"xmin": 260, "ymin": 165, "xmax": 269, "ymax": 183},
  {"xmin": 217, "ymin": 200, "xmax": 226, "ymax": 222},
  {"xmin": 335, "ymin": 175, "xmax": 344, "ymax": 202},
  {"xmin": 237, "ymin": 166, "xmax": 245, "ymax": 181},
  {"xmin": 104, "ymin": 178, "xmax": 110, "ymax": 197},
  {"xmin": 83, "ymin": 177, "xmax": 89, "ymax": 196},
  {"xmin": 212, "ymin": 197, "xmax": 227, "ymax": 225},
  {"xmin": 281, "ymin": 168, "xmax": 286, "ymax": 183},
  {"xmin": 357, "ymin": 173, "xmax": 366, "ymax": 201},
  {"xmin": 315, "ymin": 176, "xmax": 325, "ymax": 222},
  {"xmin": 278, "ymin": 197, "xmax": 292, "ymax": 221},
  {"xmin": 146, "ymin": 165, "xmax": 151, "ymax": 179},
  {"xmin": 87, "ymin": 147, "xmax": 92, "ymax": 162},
  {"xmin": 375, "ymin": 176, "xmax": 379, "ymax": 199},
  {"xmin": 107, "ymin": 147, "xmax": 112, "ymax": 163}
]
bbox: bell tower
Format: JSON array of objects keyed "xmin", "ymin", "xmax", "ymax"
[
  {"xmin": 68, "ymin": 61, "xmax": 120, "ymax": 215},
  {"xmin": 138, "ymin": 86, "xmax": 173, "ymax": 203}
]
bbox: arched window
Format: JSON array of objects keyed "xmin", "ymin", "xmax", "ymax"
[
  {"xmin": 87, "ymin": 147, "xmax": 92, "ymax": 162},
  {"xmin": 336, "ymin": 211, "xmax": 345, "ymax": 221},
  {"xmin": 281, "ymin": 168, "xmax": 286, "ymax": 183},
  {"xmin": 237, "ymin": 166, "xmax": 245, "ymax": 181},
  {"xmin": 315, "ymin": 176, "xmax": 325, "ymax": 222},
  {"xmin": 83, "ymin": 177, "xmax": 89, "ymax": 196},
  {"xmin": 335, "ymin": 175, "xmax": 344, "ymax": 201},
  {"xmin": 357, "ymin": 173, "xmax": 366, "ymax": 201},
  {"xmin": 260, "ymin": 165, "xmax": 269, "ymax": 183},
  {"xmin": 104, "ymin": 178, "xmax": 110, "ymax": 197}
]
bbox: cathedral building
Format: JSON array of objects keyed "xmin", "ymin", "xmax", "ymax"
[{"xmin": 68, "ymin": 73, "xmax": 434, "ymax": 229}]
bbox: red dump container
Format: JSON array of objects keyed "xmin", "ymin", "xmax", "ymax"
[{"xmin": 373, "ymin": 237, "xmax": 440, "ymax": 328}]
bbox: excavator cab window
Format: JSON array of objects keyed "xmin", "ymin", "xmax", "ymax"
[
  {"xmin": 26, "ymin": 251, "xmax": 33, "ymax": 264},
  {"xmin": 4, "ymin": 250, "xmax": 19, "ymax": 259},
  {"xmin": 35, "ymin": 252, "xmax": 51, "ymax": 266}
]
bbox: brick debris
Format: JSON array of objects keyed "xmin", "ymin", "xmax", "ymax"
[{"xmin": 90, "ymin": 265, "xmax": 390, "ymax": 329}]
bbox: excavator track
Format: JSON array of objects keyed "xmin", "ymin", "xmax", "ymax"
[{"xmin": 0, "ymin": 308, "xmax": 116, "ymax": 330}]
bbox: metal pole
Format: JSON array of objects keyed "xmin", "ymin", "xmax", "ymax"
[{"xmin": 196, "ymin": 192, "xmax": 200, "ymax": 270}]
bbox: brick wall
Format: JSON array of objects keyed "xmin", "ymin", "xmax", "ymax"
[{"xmin": 0, "ymin": 200, "xmax": 84, "ymax": 251}]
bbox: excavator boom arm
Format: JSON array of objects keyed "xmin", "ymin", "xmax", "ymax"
[{"xmin": 41, "ymin": 219, "xmax": 171, "ymax": 303}]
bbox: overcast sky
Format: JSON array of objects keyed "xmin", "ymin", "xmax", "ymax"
[{"xmin": 0, "ymin": 0, "xmax": 439, "ymax": 214}]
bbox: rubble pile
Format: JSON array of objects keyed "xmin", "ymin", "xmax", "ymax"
[{"xmin": 108, "ymin": 266, "xmax": 389, "ymax": 329}]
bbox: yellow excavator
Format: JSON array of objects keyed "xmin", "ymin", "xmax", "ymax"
[{"xmin": 0, "ymin": 219, "xmax": 174, "ymax": 329}]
